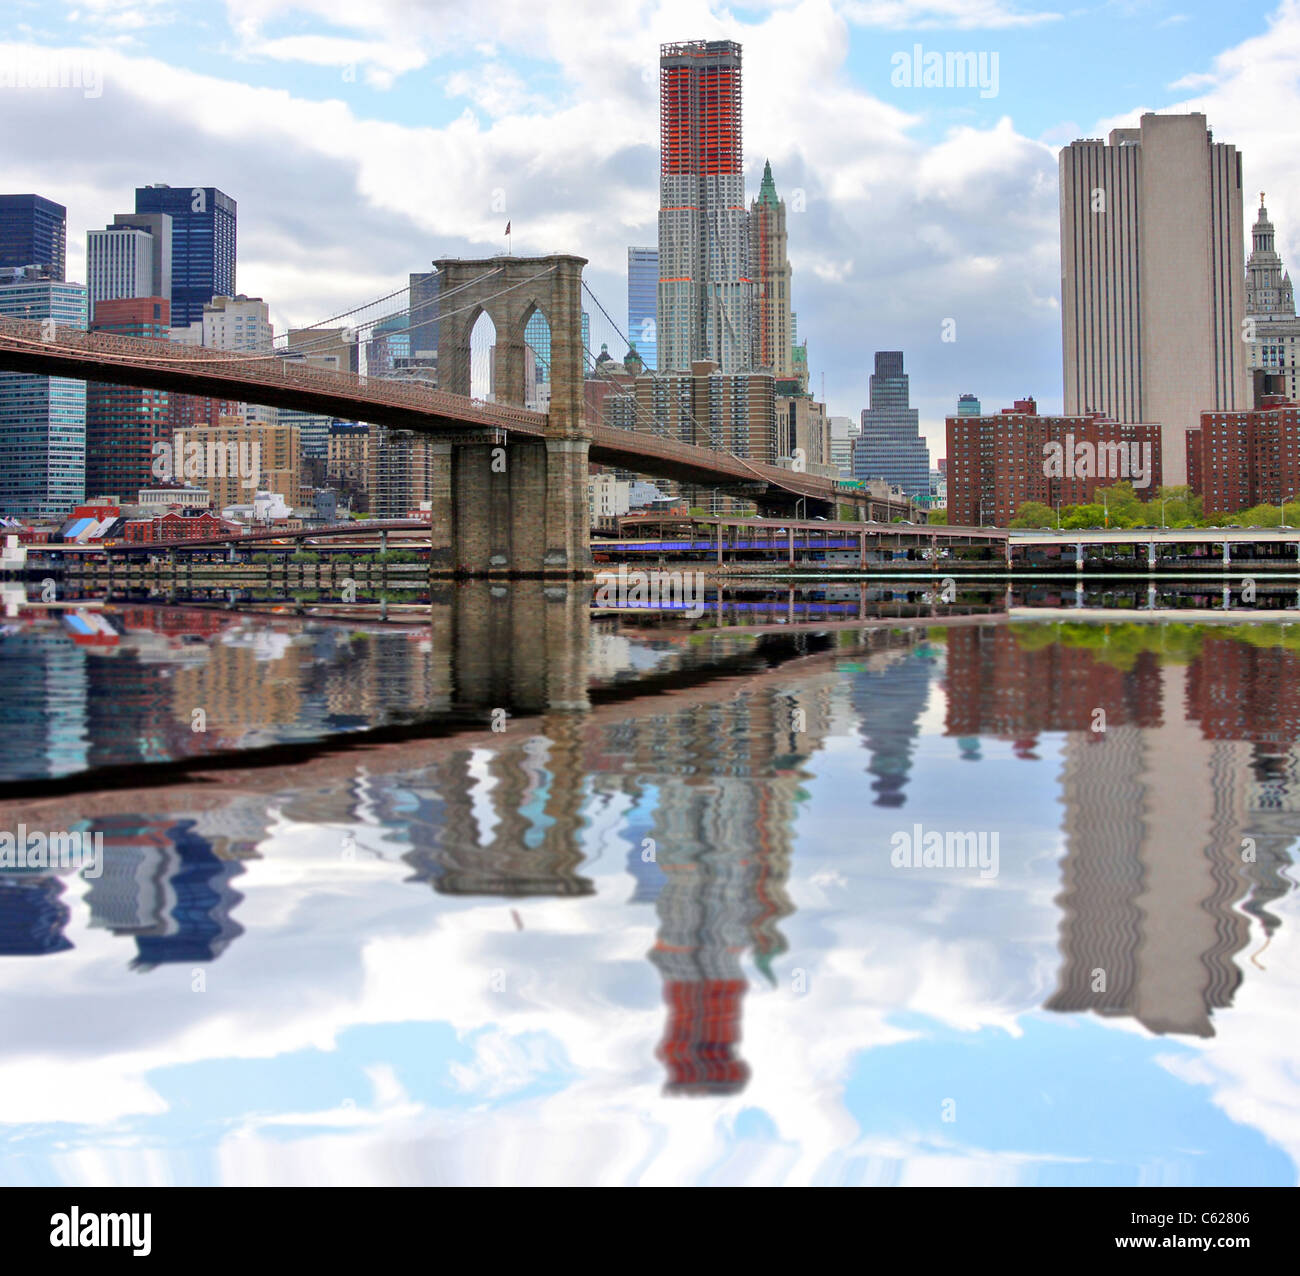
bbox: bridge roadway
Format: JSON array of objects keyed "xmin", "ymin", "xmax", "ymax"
[
  {"xmin": 1011, "ymin": 526, "xmax": 1300, "ymax": 569},
  {"xmin": 35, "ymin": 514, "xmax": 1006, "ymax": 558},
  {"xmin": 613, "ymin": 513, "xmax": 1005, "ymax": 542},
  {"xmin": 1011, "ymin": 527, "xmax": 1300, "ymax": 548},
  {"xmin": 0, "ymin": 318, "xmax": 876, "ymax": 513},
  {"xmin": 32, "ymin": 520, "xmax": 431, "ymax": 554}
]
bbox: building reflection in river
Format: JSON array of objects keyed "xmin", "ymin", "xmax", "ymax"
[
  {"xmin": 943, "ymin": 625, "xmax": 1300, "ymax": 1037},
  {"xmin": 2, "ymin": 615, "xmax": 1297, "ymax": 1091}
]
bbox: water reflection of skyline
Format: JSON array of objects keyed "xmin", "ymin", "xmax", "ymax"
[
  {"xmin": 1, "ymin": 599, "xmax": 862, "ymax": 783},
  {"xmin": 943, "ymin": 626, "xmax": 1298, "ymax": 1038},
  {"xmin": 4, "ymin": 619, "xmax": 1297, "ymax": 1117}
]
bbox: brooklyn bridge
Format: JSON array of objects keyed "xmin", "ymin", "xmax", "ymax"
[{"xmin": 0, "ymin": 253, "xmax": 987, "ymax": 577}]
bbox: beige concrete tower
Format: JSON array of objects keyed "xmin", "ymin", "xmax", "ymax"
[
  {"xmin": 1047, "ymin": 664, "xmax": 1256, "ymax": 1038},
  {"xmin": 749, "ymin": 160, "xmax": 793, "ymax": 377},
  {"xmin": 1059, "ymin": 113, "xmax": 1248, "ymax": 485}
]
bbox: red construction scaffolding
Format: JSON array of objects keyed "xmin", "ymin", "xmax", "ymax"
[{"xmin": 659, "ymin": 41, "xmax": 742, "ymax": 177}]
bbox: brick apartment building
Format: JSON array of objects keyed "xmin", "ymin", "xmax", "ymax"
[
  {"xmin": 599, "ymin": 359, "xmax": 777, "ymax": 514},
  {"xmin": 946, "ymin": 398, "xmax": 1162, "ymax": 526},
  {"xmin": 1187, "ymin": 396, "xmax": 1300, "ymax": 515}
]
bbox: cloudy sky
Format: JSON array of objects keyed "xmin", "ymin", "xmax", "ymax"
[{"xmin": 2, "ymin": 0, "xmax": 1297, "ymax": 457}]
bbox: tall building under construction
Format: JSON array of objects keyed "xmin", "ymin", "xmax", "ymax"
[{"xmin": 657, "ymin": 40, "xmax": 752, "ymax": 373}]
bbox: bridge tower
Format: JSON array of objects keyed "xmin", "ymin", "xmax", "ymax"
[{"xmin": 429, "ymin": 254, "xmax": 591, "ymax": 577}]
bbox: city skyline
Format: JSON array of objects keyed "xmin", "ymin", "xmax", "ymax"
[
  {"xmin": 6, "ymin": 0, "xmax": 1300, "ymax": 1206},
  {"xmin": 2, "ymin": 1, "xmax": 1294, "ymax": 458}
]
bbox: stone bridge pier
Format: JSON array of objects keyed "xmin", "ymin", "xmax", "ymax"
[
  {"xmin": 414, "ymin": 579, "xmax": 594, "ymax": 898},
  {"xmin": 429, "ymin": 254, "xmax": 592, "ymax": 578},
  {"xmin": 429, "ymin": 579, "xmax": 591, "ymax": 715}
]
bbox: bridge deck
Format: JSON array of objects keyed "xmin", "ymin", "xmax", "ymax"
[
  {"xmin": 0, "ymin": 318, "xmax": 885, "ymax": 511},
  {"xmin": 1012, "ymin": 528, "xmax": 1300, "ymax": 546}
]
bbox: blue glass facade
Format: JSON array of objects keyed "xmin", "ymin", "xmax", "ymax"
[
  {"xmin": 0, "ymin": 194, "xmax": 66, "ymax": 279},
  {"xmin": 525, "ymin": 310, "xmax": 591, "ymax": 379},
  {"xmin": 134, "ymin": 185, "xmax": 236, "ymax": 328},
  {"xmin": 853, "ymin": 350, "xmax": 930, "ymax": 500},
  {"xmin": 0, "ymin": 281, "xmax": 88, "ymax": 519},
  {"xmin": 408, "ymin": 271, "xmax": 439, "ymax": 362},
  {"xmin": 627, "ymin": 246, "xmax": 658, "ymax": 370}
]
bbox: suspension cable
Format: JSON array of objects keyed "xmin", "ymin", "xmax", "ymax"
[
  {"xmin": 46, "ymin": 265, "xmax": 559, "ymax": 370},
  {"xmin": 272, "ymin": 267, "xmax": 506, "ymax": 355}
]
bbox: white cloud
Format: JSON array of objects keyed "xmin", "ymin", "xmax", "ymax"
[
  {"xmin": 444, "ymin": 62, "xmax": 544, "ymax": 117},
  {"xmin": 239, "ymin": 34, "xmax": 428, "ymax": 90},
  {"xmin": 11, "ymin": 1, "xmax": 1299, "ymax": 450},
  {"xmin": 842, "ymin": 0, "xmax": 1062, "ymax": 29},
  {"xmin": 66, "ymin": 0, "xmax": 176, "ymax": 33}
]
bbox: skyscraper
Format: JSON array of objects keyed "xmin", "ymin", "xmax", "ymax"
[
  {"xmin": 87, "ymin": 220, "xmax": 172, "ymax": 312},
  {"xmin": 657, "ymin": 40, "xmax": 752, "ymax": 373},
  {"xmin": 524, "ymin": 310, "xmax": 590, "ymax": 383},
  {"xmin": 134, "ymin": 185, "xmax": 236, "ymax": 328},
  {"xmin": 0, "ymin": 279, "xmax": 88, "ymax": 518},
  {"xmin": 749, "ymin": 160, "xmax": 793, "ymax": 377},
  {"xmin": 172, "ymin": 293, "xmax": 272, "ymax": 353},
  {"xmin": 627, "ymin": 246, "xmax": 659, "ymax": 370},
  {"xmin": 86, "ymin": 297, "xmax": 171, "ymax": 500},
  {"xmin": 828, "ymin": 415, "xmax": 858, "ymax": 476},
  {"xmin": 1244, "ymin": 194, "xmax": 1300, "ymax": 404},
  {"xmin": 367, "ymin": 312, "xmax": 411, "ymax": 377},
  {"xmin": 170, "ymin": 294, "xmax": 273, "ymax": 429},
  {"xmin": 0, "ymin": 194, "xmax": 66, "ymax": 280},
  {"xmin": 408, "ymin": 269, "xmax": 440, "ymax": 370},
  {"xmin": 1245, "ymin": 194, "xmax": 1293, "ymax": 317},
  {"xmin": 1059, "ymin": 113, "xmax": 1248, "ymax": 485},
  {"xmin": 601, "ymin": 358, "xmax": 776, "ymax": 513},
  {"xmin": 853, "ymin": 351, "xmax": 930, "ymax": 499},
  {"xmin": 114, "ymin": 213, "xmax": 172, "ymax": 283},
  {"xmin": 279, "ymin": 328, "xmax": 359, "ymax": 478}
]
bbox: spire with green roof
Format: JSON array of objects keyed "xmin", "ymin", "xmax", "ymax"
[{"xmin": 757, "ymin": 158, "xmax": 779, "ymax": 208}]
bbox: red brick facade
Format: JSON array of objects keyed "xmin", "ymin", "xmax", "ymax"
[
  {"xmin": 1193, "ymin": 397, "xmax": 1300, "ymax": 515},
  {"xmin": 122, "ymin": 509, "xmax": 240, "ymax": 543},
  {"xmin": 946, "ymin": 400, "xmax": 1162, "ymax": 526}
]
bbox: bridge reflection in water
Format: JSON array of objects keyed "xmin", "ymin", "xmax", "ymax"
[{"xmin": 1, "ymin": 591, "xmax": 1297, "ymax": 1095}]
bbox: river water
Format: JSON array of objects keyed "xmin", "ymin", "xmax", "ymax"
[{"xmin": 0, "ymin": 583, "xmax": 1296, "ymax": 1185}]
